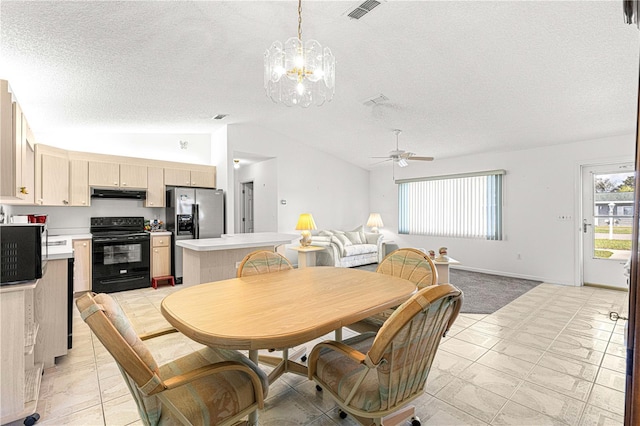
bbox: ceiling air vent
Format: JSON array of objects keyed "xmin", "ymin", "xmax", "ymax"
[
  {"xmin": 212, "ymin": 114, "xmax": 228, "ymax": 120},
  {"xmin": 347, "ymin": 0, "xmax": 381, "ymax": 20},
  {"xmin": 362, "ymin": 93, "xmax": 389, "ymax": 107}
]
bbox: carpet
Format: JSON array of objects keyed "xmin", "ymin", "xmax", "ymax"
[{"xmin": 352, "ymin": 264, "xmax": 542, "ymax": 314}]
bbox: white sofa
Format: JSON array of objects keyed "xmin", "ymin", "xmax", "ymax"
[{"xmin": 310, "ymin": 227, "xmax": 383, "ymax": 268}]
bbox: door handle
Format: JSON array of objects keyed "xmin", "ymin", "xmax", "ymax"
[{"xmin": 583, "ymin": 219, "xmax": 592, "ymax": 233}]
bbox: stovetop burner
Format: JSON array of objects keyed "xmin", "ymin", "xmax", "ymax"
[{"xmin": 90, "ymin": 216, "xmax": 145, "ymax": 234}]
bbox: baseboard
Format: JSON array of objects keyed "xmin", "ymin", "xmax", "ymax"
[
  {"xmin": 584, "ymin": 282, "xmax": 629, "ymax": 292},
  {"xmin": 451, "ymin": 265, "xmax": 576, "ymax": 287}
]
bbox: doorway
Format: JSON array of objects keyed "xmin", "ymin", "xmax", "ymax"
[
  {"xmin": 581, "ymin": 162, "xmax": 634, "ymax": 288},
  {"xmin": 240, "ymin": 181, "xmax": 254, "ymax": 233}
]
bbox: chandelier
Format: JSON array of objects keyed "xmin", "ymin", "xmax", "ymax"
[{"xmin": 264, "ymin": 0, "xmax": 335, "ymax": 107}]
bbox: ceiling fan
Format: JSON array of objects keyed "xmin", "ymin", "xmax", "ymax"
[{"xmin": 371, "ymin": 129, "xmax": 434, "ymax": 168}]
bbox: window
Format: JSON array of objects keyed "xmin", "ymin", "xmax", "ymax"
[{"xmin": 398, "ymin": 170, "xmax": 505, "ymax": 240}]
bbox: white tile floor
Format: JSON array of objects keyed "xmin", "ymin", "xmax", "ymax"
[{"xmin": 13, "ymin": 282, "xmax": 629, "ymax": 426}]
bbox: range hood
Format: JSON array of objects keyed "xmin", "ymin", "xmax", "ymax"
[{"xmin": 91, "ymin": 188, "xmax": 147, "ymax": 200}]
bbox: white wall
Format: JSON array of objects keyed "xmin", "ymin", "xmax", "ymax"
[
  {"xmin": 234, "ymin": 159, "xmax": 278, "ymax": 233},
  {"xmin": 8, "ymin": 199, "xmax": 164, "ymax": 235},
  {"xmin": 370, "ymin": 134, "xmax": 635, "ymax": 286},
  {"xmin": 37, "ymin": 132, "xmax": 213, "ymax": 165},
  {"xmin": 227, "ymin": 124, "xmax": 370, "ymax": 234}
]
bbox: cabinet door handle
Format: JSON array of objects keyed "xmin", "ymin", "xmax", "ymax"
[
  {"xmin": 114, "ymin": 182, "xmax": 118, "ymax": 185},
  {"xmin": 154, "ymin": 249, "xmax": 158, "ymax": 253},
  {"xmin": 63, "ymin": 200, "xmax": 69, "ymax": 205},
  {"xmin": 149, "ymin": 202, "xmax": 154, "ymax": 205},
  {"xmin": 82, "ymin": 243, "xmax": 87, "ymax": 247}
]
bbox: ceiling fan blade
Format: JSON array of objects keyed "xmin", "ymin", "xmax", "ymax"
[
  {"xmin": 408, "ymin": 156, "xmax": 434, "ymax": 161},
  {"xmin": 370, "ymin": 158, "xmax": 392, "ymax": 166}
]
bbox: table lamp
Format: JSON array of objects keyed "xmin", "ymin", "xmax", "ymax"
[
  {"xmin": 295, "ymin": 213, "xmax": 317, "ymax": 247},
  {"xmin": 367, "ymin": 213, "xmax": 384, "ymax": 233}
]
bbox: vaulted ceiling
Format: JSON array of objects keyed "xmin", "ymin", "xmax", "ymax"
[{"xmin": 1, "ymin": 1, "xmax": 638, "ymax": 169}]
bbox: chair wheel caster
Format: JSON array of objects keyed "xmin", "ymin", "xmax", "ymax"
[
  {"xmin": 316, "ymin": 385, "xmax": 323, "ymax": 391},
  {"xmin": 411, "ymin": 416, "xmax": 421, "ymax": 426},
  {"xmin": 338, "ymin": 409, "xmax": 347, "ymax": 419},
  {"xmin": 301, "ymin": 354, "xmax": 307, "ymax": 362},
  {"xmin": 24, "ymin": 413, "xmax": 40, "ymax": 426}
]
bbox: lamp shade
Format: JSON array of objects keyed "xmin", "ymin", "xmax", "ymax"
[
  {"xmin": 367, "ymin": 213, "xmax": 384, "ymax": 229},
  {"xmin": 295, "ymin": 213, "xmax": 317, "ymax": 231}
]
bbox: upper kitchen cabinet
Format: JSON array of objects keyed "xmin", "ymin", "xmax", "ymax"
[
  {"xmin": 165, "ymin": 167, "xmax": 216, "ymax": 188},
  {"xmin": 69, "ymin": 159, "xmax": 90, "ymax": 206},
  {"xmin": 88, "ymin": 161, "xmax": 147, "ymax": 189},
  {"xmin": 145, "ymin": 167, "xmax": 164, "ymax": 207},
  {"xmin": 0, "ymin": 80, "xmax": 35, "ymax": 203},
  {"xmin": 35, "ymin": 145, "xmax": 69, "ymax": 206}
]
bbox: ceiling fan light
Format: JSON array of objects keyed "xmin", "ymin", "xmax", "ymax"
[{"xmin": 397, "ymin": 158, "xmax": 409, "ymax": 168}]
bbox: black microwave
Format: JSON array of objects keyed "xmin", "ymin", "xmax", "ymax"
[{"xmin": 0, "ymin": 223, "xmax": 48, "ymax": 284}]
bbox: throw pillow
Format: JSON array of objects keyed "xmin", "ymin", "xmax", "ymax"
[
  {"xmin": 345, "ymin": 231, "xmax": 364, "ymax": 245},
  {"xmin": 352, "ymin": 225, "xmax": 366, "ymax": 243},
  {"xmin": 334, "ymin": 233, "xmax": 352, "ymax": 247},
  {"xmin": 330, "ymin": 229, "xmax": 345, "ymax": 235},
  {"xmin": 319, "ymin": 230, "xmax": 334, "ymax": 237}
]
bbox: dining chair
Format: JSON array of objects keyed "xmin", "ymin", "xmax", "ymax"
[
  {"xmin": 347, "ymin": 248, "xmax": 438, "ymax": 334},
  {"xmin": 236, "ymin": 249, "xmax": 307, "ymax": 363},
  {"xmin": 236, "ymin": 249, "xmax": 293, "ymax": 277},
  {"xmin": 308, "ymin": 284, "xmax": 463, "ymax": 426},
  {"xmin": 76, "ymin": 292, "xmax": 268, "ymax": 426}
]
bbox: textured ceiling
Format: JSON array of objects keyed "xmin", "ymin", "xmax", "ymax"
[{"xmin": 1, "ymin": 1, "xmax": 639, "ymax": 169}]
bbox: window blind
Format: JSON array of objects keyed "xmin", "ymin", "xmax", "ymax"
[{"xmin": 398, "ymin": 170, "xmax": 504, "ymax": 240}]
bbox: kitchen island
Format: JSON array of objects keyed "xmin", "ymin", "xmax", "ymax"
[{"xmin": 177, "ymin": 232, "xmax": 298, "ymax": 286}]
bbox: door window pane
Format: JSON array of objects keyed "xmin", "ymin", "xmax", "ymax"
[{"xmin": 593, "ymin": 171, "xmax": 634, "ymax": 259}]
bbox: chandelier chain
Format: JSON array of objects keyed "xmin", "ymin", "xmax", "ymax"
[{"xmin": 297, "ymin": 0, "xmax": 302, "ymax": 41}]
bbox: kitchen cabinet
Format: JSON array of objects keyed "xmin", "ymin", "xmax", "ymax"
[
  {"xmin": 69, "ymin": 159, "xmax": 89, "ymax": 206},
  {"xmin": 164, "ymin": 168, "xmax": 191, "ymax": 186},
  {"xmin": 34, "ymin": 259, "xmax": 68, "ymax": 367},
  {"xmin": 165, "ymin": 167, "xmax": 216, "ymax": 188},
  {"xmin": 73, "ymin": 239, "xmax": 92, "ymax": 293},
  {"xmin": 151, "ymin": 234, "xmax": 171, "ymax": 278},
  {"xmin": 0, "ymin": 80, "xmax": 35, "ymax": 203},
  {"xmin": 190, "ymin": 169, "xmax": 215, "ymax": 188},
  {"xmin": 0, "ymin": 259, "xmax": 70, "ymax": 424},
  {"xmin": 145, "ymin": 166, "xmax": 164, "ymax": 207},
  {"xmin": 89, "ymin": 161, "xmax": 147, "ymax": 189},
  {"xmin": 0, "ymin": 282, "xmax": 42, "ymax": 425},
  {"xmin": 35, "ymin": 145, "xmax": 69, "ymax": 206}
]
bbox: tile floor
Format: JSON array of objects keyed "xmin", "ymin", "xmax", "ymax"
[{"xmin": 13, "ymin": 282, "xmax": 629, "ymax": 426}]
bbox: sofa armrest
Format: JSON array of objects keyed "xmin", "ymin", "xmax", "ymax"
[
  {"xmin": 365, "ymin": 232, "xmax": 384, "ymax": 262},
  {"xmin": 310, "ymin": 236, "xmax": 340, "ymax": 266}
]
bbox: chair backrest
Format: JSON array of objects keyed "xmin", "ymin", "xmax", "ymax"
[
  {"xmin": 376, "ymin": 247, "xmax": 438, "ymax": 288},
  {"xmin": 76, "ymin": 292, "xmax": 164, "ymax": 424},
  {"xmin": 367, "ymin": 284, "xmax": 462, "ymax": 410},
  {"xmin": 237, "ymin": 250, "xmax": 294, "ymax": 277}
]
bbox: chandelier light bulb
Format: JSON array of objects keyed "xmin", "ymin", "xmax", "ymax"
[{"xmin": 264, "ymin": 0, "xmax": 335, "ymax": 107}]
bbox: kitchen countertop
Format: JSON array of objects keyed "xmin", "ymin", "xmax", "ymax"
[
  {"xmin": 46, "ymin": 234, "xmax": 92, "ymax": 260},
  {"xmin": 148, "ymin": 230, "xmax": 171, "ymax": 236},
  {"xmin": 176, "ymin": 232, "xmax": 298, "ymax": 251}
]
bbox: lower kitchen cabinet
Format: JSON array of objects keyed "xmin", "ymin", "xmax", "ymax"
[
  {"xmin": 151, "ymin": 234, "xmax": 171, "ymax": 278},
  {"xmin": 0, "ymin": 259, "xmax": 68, "ymax": 424},
  {"xmin": 73, "ymin": 239, "xmax": 92, "ymax": 293}
]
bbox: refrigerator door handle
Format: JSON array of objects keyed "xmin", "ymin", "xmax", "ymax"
[{"xmin": 192, "ymin": 203, "xmax": 199, "ymax": 239}]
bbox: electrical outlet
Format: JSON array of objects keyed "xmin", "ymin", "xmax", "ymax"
[{"xmin": 235, "ymin": 261, "xmax": 241, "ymax": 269}]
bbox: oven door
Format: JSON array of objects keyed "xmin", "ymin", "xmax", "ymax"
[{"xmin": 92, "ymin": 234, "xmax": 150, "ymax": 293}]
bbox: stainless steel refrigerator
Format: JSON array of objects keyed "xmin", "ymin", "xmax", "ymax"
[{"xmin": 166, "ymin": 187, "xmax": 224, "ymax": 283}]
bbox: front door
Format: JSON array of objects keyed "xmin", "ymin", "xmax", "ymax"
[{"xmin": 581, "ymin": 162, "xmax": 634, "ymax": 288}]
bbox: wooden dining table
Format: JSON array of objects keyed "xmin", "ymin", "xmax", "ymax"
[{"xmin": 161, "ymin": 266, "xmax": 416, "ymax": 424}]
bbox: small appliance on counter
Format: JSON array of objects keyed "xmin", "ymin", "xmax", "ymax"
[{"xmin": 0, "ymin": 223, "xmax": 48, "ymax": 284}]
